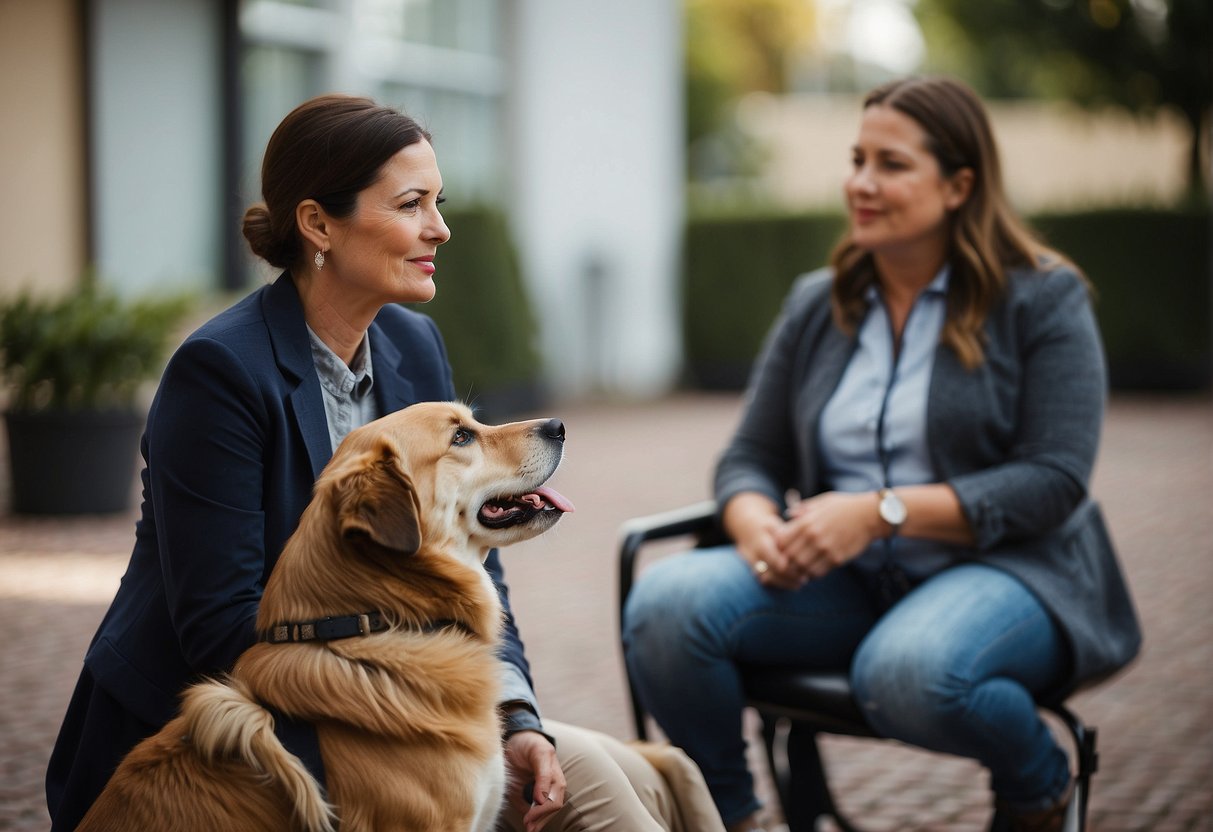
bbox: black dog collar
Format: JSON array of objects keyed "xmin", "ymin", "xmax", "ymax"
[
  {"xmin": 261, "ymin": 611, "xmax": 389, "ymax": 644},
  {"xmin": 260, "ymin": 612, "xmax": 474, "ymax": 644}
]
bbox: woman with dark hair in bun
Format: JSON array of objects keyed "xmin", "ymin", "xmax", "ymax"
[{"xmin": 47, "ymin": 95, "xmax": 720, "ymax": 832}]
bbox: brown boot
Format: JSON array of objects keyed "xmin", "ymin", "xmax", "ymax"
[
  {"xmin": 990, "ymin": 781, "xmax": 1074, "ymax": 832},
  {"xmin": 726, "ymin": 813, "xmax": 769, "ymax": 832}
]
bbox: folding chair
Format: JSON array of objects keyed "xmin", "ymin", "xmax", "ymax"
[{"xmin": 617, "ymin": 500, "xmax": 1098, "ymax": 832}]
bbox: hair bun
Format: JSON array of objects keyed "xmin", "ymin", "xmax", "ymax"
[{"xmin": 242, "ymin": 203, "xmax": 293, "ymax": 269}]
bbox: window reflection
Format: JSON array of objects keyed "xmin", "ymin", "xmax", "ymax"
[{"xmin": 238, "ymin": 0, "xmax": 505, "ymax": 284}]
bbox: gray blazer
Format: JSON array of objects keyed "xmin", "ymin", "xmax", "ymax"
[{"xmin": 716, "ymin": 266, "xmax": 1142, "ymax": 696}]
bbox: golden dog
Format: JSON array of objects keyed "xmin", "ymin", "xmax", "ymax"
[{"xmin": 77, "ymin": 402, "xmax": 572, "ymax": 832}]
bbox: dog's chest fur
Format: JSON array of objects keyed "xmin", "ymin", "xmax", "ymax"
[{"xmin": 238, "ymin": 589, "xmax": 507, "ymax": 831}]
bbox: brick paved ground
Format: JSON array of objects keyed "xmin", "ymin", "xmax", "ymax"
[{"xmin": 1, "ymin": 392, "xmax": 1209, "ymax": 831}]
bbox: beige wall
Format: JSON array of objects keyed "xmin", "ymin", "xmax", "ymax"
[
  {"xmin": 735, "ymin": 92, "xmax": 1193, "ymax": 212},
  {"xmin": 0, "ymin": 0, "xmax": 86, "ymax": 296}
]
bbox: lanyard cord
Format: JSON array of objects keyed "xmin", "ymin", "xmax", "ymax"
[
  {"xmin": 875, "ymin": 359, "xmax": 898, "ymax": 488},
  {"xmin": 874, "ymin": 302, "xmax": 912, "ymax": 603},
  {"xmin": 875, "ymin": 302, "xmax": 907, "ymax": 490},
  {"xmin": 875, "ymin": 344, "xmax": 899, "ymax": 564}
]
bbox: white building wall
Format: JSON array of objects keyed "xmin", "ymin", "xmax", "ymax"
[
  {"xmin": 506, "ymin": 0, "xmax": 684, "ymax": 399},
  {"xmin": 90, "ymin": 0, "xmax": 223, "ymax": 295},
  {"xmin": 738, "ymin": 92, "xmax": 1196, "ymax": 212},
  {"xmin": 85, "ymin": 0, "xmax": 687, "ymax": 397}
]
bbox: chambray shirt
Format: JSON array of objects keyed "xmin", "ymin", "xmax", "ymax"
[
  {"xmin": 308, "ymin": 327, "xmax": 379, "ymax": 452},
  {"xmin": 817, "ymin": 266, "xmax": 956, "ymax": 578}
]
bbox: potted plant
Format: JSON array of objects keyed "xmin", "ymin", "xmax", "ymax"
[{"xmin": 0, "ymin": 282, "xmax": 192, "ymax": 514}]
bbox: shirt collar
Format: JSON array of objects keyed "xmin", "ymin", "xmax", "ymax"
[
  {"xmin": 307, "ymin": 326, "xmax": 375, "ymax": 400},
  {"xmin": 865, "ymin": 263, "xmax": 951, "ymax": 303}
]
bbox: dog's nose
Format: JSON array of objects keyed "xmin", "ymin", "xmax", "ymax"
[{"xmin": 540, "ymin": 419, "xmax": 565, "ymax": 442}]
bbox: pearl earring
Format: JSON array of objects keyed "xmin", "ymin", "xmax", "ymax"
[{"xmin": 314, "ymin": 249, "xmax": 326, "ymax": 270}]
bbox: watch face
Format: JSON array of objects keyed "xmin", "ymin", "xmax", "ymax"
[{"xmin": 880, "ymin": 491, "xmax": 907, "ymax": 526}]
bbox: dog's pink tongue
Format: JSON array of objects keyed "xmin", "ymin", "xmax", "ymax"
[{"xmin": 527, "ymin": 486, "xmax": 575, "ymax": 513}]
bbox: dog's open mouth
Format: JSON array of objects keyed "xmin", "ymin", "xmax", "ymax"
[{"xmin": 478, "ymin": 486, "xmax": 575, "ymax": 529}]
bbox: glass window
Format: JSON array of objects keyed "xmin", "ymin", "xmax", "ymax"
[
  {"xmin": 381, "ymin": 84, "xmax": 502, "ymax": 203},
  {"xmin": 237, "ymin": 0, "xmax": 505, "ymax": 283},
  {"xmin": 240, "ymin": 44, "xmax": 325, "ymax": 199}
]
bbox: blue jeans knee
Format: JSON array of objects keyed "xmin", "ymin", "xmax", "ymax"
[{"xmin": 850, "ymin": 563, "xmax": 1072, "ymax": 807}]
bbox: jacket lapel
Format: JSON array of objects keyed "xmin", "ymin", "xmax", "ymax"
[
  {"xmin": 262, "ymin": 274, "xmax": 333, "ymax": 480},
  {"xmin": 924, "ymin": 341, "xmax": 972, "ymax": 480},
  {"xmin": 369, "ymin": 315, "xmax": 416, "ymax": 415}
]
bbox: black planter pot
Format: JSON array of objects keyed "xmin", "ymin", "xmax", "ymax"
[{"xmin": 4, "ymin": 408, "xmax": 145, "ymax": 515}]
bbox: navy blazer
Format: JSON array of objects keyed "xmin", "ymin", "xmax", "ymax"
[
  {"xmin": 74, "ymin": 273, "xmax": 535, "ymax": 734},
  {"xmin": 716, "ymin": 266, "xmax": 1142, "ymax": 695}
]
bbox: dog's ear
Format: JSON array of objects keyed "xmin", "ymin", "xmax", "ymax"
[{"xmin": 337, "ymin": 441, "xmax": 422, "ymax": 555}]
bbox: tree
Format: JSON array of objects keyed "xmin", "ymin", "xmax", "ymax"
[
  {"xmin": 915, "ymin": 0, "xmax": 1211, "ymax": 196},
  {"xmin": 684, "ymin": 0, "xmax": 817, "ymax": 176}
]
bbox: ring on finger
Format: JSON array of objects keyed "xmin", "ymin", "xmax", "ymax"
[{"xmin": 754, "ymin": 559, "xmax": 769, "ymax": 575}]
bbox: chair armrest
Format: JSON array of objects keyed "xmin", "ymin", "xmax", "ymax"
[
  {"xmin": 617, "ymin": 500, "xmax": 719, "ymax": 616},
  {"xmin": 619, "ymin": 499, "xmax": 720, "ymax": 541},
  {"xmin": 617, "ymin": 500, "xmax": 718, "ymax": 740}
]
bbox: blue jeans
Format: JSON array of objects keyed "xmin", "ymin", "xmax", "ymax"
[{"xmin": 622, "ymin": 548, "xmax": 1072, "ymax": 826}]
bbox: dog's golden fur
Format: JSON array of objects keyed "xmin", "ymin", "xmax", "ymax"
[{"xmin": 77, "ymin": 402, "xmax": 569, "ymax": 832}]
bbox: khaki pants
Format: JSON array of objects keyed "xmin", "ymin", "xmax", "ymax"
[{"xmin": 496, "ymin": 721, "xmax": 726, "ymax": 832}]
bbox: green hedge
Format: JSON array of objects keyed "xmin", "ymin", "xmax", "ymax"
[
  {"xmin": 1033, "ymin": 207, "xmax": 1211, "ymax": 391},
  {"xmin": 411, "ymin": 206, "xmax": 545, "ymax": 420},
  {"xmin": 682, "ymin": 206, "xmax": 1212, "ymax": 391},
  {"xmin": 683, "ymin": 210, "xmax": 846, "ymax": 388}
]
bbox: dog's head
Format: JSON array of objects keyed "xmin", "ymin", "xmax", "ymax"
[
  {"xmin": 259, "ymin": 405, "xmax": 567, "ymax": 630},
  {"xmin": 325, "ymin": 402, "xmax": 572, "ymax": 565},
  {"xmin": 260, "ymin": 403, "xmax": 571, "ymax": 632}
]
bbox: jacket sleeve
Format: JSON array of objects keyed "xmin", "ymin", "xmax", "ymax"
[
  {"xmin": 948, "ymin": 267, "xmax": 1107, "ymax": 549},
  {"xmin": 146, "ymin": 336, "xmax": 268, "ymax": 675},
  {"xmin": 485, "ymin": 550, "xmax": 538, "ymax": 702}
]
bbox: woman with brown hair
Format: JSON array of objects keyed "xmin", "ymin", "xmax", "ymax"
[
  {"xmin": 624, "ymin": 76, "xmax": 1141, "ymax": 832},
  {"xmin": 47, "ymin": 94, "xmax": 722, "ymax": 832}
]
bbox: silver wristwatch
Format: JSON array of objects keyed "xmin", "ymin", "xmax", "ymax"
[{"xmin": 878, "ymin": 488, "xmax": 907, "ymax": 536}]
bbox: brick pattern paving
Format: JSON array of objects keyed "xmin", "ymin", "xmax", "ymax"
[{"xmin": 1, "ymin": 393, "xmax": 1209, "ymax": 831}]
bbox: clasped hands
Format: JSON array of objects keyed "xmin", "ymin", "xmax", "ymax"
[{"xmin": 732, "ymin": 491, "xmax": 883, "ymax": 590}]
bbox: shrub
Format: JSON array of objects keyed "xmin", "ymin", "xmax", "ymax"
[
  {"xmin": 0, "ymin": 283, "xmax": 193, "ymax": 412},
  {"xmin": 681, "ymin": 205, "xmax": 1211, "ymax": 392},
  {"xmin": 415, "ymin": 206, "xmax": 545, "ymax": 419},
  {"xmin": 1033, "ymin": 206, "xmax": 1211, "ymax": 391},
  {"xmin": 682, "ymin": 209, "xmax": 845, "ymax": 388}
]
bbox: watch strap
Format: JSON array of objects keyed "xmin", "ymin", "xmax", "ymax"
[{"xmin": 878, "ymin": 487, "xmax": 906, "ymax": 536}]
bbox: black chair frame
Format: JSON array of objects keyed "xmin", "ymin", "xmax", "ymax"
[{"xmin": 617, "ymin": 501, "xmax": 1099, "ymax": 832}]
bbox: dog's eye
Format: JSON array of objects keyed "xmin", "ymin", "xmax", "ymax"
[{"xmin": 452, "ymin": 427, "xmax": 475, "ymax": 447}]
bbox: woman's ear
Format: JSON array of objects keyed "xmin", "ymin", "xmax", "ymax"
[
  {"xmin": 296, "ymin": 199, "xmax": 330, "ymax": 253},
  {"xmin": 945, "ymin": 168, "xmax": 975, "ymax": 211}
]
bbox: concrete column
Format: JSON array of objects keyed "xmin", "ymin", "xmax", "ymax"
[
  {"xmin": 89, "ymin": 0, "xmax": 223, "ymax": 295},
  {"xmin": 505, "ymin": 0, "xmax": 685, "ymax": 399}
]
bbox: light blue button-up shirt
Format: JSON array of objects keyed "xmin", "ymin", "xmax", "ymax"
[
  {"xmin": 817, "ymin": 266, "xmax": 955, "ymax": 578},
  {"xmin": 307, "ymin": 326, "xmax": 379, "ymax": 453}
]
